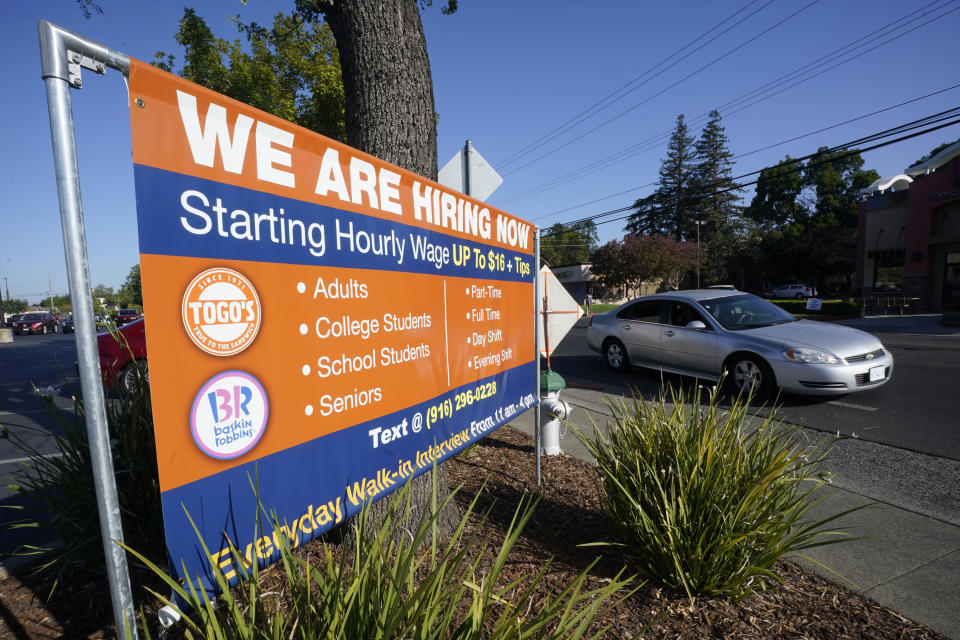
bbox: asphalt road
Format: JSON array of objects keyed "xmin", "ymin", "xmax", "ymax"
[{"xmin": 0, "ymin": 331, "xmax": 83, "ymax": 558}]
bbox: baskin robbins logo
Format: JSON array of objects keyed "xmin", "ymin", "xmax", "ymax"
[
  {"xmin": 182, "ymin": 267, "xmax": 261, "ymax": 356},
  {"xmin": 191, "ymin": 371, "xmax": 269, "ymax": 459}
]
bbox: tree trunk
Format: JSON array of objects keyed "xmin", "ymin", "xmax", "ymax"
[
  {"xmin": 320, "ymin": 0, "xmax": 457, "ymax": 540},
  {"xmin": 323, "ymin": 0, "xmax": 438, "ymax": 179}
]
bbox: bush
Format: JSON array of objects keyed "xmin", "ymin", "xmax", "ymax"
[
  {"xmin": 128, "ymin": 474, "xmax": 636, "ymax": 639},
  {"xmin": 769, "ymin": 299, "xmax": 859, "ymax": 316},
  {"xmin": 574, "ymin": 385, "xmax": 861, "ymax": 600},
  {"xmin": 1, "ymin": 357, "xmax": 163, "ymax": 594}
]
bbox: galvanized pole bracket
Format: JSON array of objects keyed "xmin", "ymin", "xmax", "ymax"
[{"xmin": 66, "ymin": 49, "xmax": 107, "ymax": 88}]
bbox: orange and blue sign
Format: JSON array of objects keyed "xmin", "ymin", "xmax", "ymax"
[{"xmin": 128, "ymin": 59, "xmax": 537, "ymax": 589}]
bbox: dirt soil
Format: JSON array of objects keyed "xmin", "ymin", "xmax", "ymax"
[{"xmin": 0, "ymin": 425, "xmax": 945, "ymax": 639}]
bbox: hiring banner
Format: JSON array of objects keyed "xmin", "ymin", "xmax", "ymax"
[{"xmin": 127, "ymin": 59, "xmax": 537, "ymax": 588}]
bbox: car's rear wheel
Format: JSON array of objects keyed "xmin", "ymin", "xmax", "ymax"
[
  {"xmin": 795, "ymin": 292, "xmax": 805, "ymax": 299},
  {"xmin": 726, "ymin": 354, "xmax": 775, "ymax": 400},
  {"xmin": 603, "ymin": 339, "xmax": 630, "ymax": 371},
  {"xmin": 119, "ymin": 360, "xmax": 149, "ymax": 394}
]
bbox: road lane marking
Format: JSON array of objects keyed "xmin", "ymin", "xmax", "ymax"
[
  {"xmin": 0, "ymin": 453, "xmax": 65, "ymax": 466},
  {"xmin": 827, "ymin": 400, "xmax": 878, "ymax": 411}
]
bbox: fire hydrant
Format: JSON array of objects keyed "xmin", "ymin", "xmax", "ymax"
[{"xmin": 540, "ymin": 369, "xmax": 571, "ymax": 456}]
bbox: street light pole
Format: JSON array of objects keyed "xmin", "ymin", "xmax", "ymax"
[{"xmin": 695, "ymin": 220, "xmax": 703, "ymax": 288}]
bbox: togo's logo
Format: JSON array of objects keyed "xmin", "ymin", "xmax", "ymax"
[
  {"xmin": 182, "ymin": 267, "xmax": 261, "ymax": 356},
  {"xmin": 191, "ymin": 371, "xmax": 268, "ymax": 459}
]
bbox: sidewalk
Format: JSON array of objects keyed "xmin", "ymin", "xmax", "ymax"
[{"xmin": 507, "ymin": 378, "xmax": 960, "ymax": 639}]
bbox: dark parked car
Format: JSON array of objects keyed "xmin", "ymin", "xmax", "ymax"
[
  {"xmin": 97, "ymin": 318, "xmax": 147, "ymax": 391},
  {"xmin": 114, "ymin": 308, "xmax": 141, "ymax": 327},
  {"xmin": 13, "ymin": 312, "xmax": 59, "ymax": 335},
  {"xmin": 4, "ymin": 313, "xmax": 24, "ymax": 328},
  {"xmin": 62, "ymin": 315, "xmax": 75, "ymax": 333}
]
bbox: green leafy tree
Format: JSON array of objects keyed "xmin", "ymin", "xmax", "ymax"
[
  {"xmin": 540, "ymin": 221, "xmax": 599, "ymax": 266},
  {"xmin": 117, "ymin": 265, "xmax": 142, "ymax": 308},
  {"xmin": 745, "ymin": 156, "xmax": 806, "ymax": 230},
  {"xmin": 589, "ymin": 240, "xmax": 632, "ymax": 298},
  {"xmin": 39, "ymin": 294, "xmax": 72, "ymax": 312},
  {"xmin": 626, "ymin": 115, "xmax": 698, "ymax": 240},
  {"xmin": 155, "ymin": 8, "xmax": 346, "ymax": 141},
  {"xmin": 590, "ymin": 235, "xmax": 701, "ymax": 295},
  {"xmin": 92, "ymin": 284, "xmax": 116, "ymax": 307},
  {"xmin": 1, "ymin": 298, "xmax": 29, "ymax": 314},
  {"xmin": 744, "ymin": 148, "xmax": 878, "ymax": 293}
]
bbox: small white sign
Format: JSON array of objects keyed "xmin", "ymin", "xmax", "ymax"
[
  {"xmin": 537, "ymin": 265, "xmax": 584, "ymax": 358},
  {"xmin": 869, "ymin": 365, "xmax": 885, "ymax": 382},
  {"xmin": 805, "ymin": 298, "xmax": 823, "ymax": 311}
]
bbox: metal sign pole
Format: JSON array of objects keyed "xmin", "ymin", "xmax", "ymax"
[
  {"xmin": 38, "ymin": 21, "xmax": 138, "ymax": 639},
  {"xmin": 534, "ymin": 228, "xmax": 541, "ymax": 487}
]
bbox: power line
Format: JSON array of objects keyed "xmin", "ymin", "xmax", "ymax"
[
  {"xmin": 510, "ymin": 83, "xmax": 960, "ymax": 213},
  {"xmin": 499, "ymin": 0, "xmax": 823, "ymax": 179},
  {"xmin": 532, "ymin": 84, "xmax": 960, "ymax": 221},
  {"xmin": 493, "ymin": 1, "xmax": 957, "ymax": 208},
  {"xmin": 496, "ymin": 0, "xmax": 775, "ymax": 168},
  {"xmin": 540, "ymin": 112, "xmax": 960, "ymax": 237}
]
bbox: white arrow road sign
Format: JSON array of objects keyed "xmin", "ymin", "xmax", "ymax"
[{"xmin": 537, "ymin": 265, "xmax": 584, "ymax": 359}]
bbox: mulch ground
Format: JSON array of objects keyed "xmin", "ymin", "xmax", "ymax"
[{"xmin": 0, "ymin": 425, "xmax": 945, "ymax": 639}]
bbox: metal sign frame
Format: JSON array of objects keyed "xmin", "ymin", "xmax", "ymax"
[{"xmin": 38, "ymin": 20, "xmax": 137, "ymax": 639}]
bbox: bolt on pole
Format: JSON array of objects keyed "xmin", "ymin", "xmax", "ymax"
[{"xmin": 38, "ymin": 20, "xmax": 138, "ymax": 639}]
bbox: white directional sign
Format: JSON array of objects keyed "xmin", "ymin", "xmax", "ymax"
[{"xmin": 537, "ymin": 265, "xmax": 584, "ymax": 358}]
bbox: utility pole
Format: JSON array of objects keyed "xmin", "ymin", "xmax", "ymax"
[{"xmin": 695, "ymin": 220, "xmax": 703, "ymax": 288}]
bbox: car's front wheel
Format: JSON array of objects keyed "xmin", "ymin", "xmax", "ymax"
[
  {"xmin": 726, "ymin": 354, "xmax": 775, "ymax": 400},
  {"xmin": 795, "ymin": 292, "xmax": 805, "ymax": 299},
  {"xmin": 603, "ymin": 339, "xmax": 630, "ymax": 371}
]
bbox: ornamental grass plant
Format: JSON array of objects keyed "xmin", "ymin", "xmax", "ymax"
[
  {"xmin": 127, "ymin": 473, "xmax": 637, "ymax": 639},
  {"xmin": 574, "ymin": 384, "xmax": 862, "ymax": 601}
]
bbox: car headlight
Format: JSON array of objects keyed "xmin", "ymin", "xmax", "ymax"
[{"xmin": 783, "ymin": 347, "xmax": 840, "ymax": 364}]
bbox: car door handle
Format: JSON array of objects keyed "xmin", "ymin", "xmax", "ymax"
[
  {"xmin": 622, "ymin": 324, "xmax": 631, "ymax": 330},
  {"xmin": 664, "ymin": 330, "xmax": 675, "ymax": 337}
]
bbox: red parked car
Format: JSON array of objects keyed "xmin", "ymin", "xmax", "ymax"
[
  {"xmin": 13, "ymin": 312, "xmax": 59, "ymax": 335},
  {"xmin": 97, "ymin": 318, "xmax": 148, "ymax": 391},
  {"xmin": 113, "ymin": 308, "xmax": 142, "ymax": 327}
]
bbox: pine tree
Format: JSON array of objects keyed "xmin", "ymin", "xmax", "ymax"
[
  {"xmin": 692, "ymin": 110, "xmax": 742, "ymax": 281},
  {"xmin": 626, "ymin": 114, "xmax": 697, "ymax": 240}
]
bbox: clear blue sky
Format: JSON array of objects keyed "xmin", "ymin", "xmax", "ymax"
[{"xmin": 2, "ymin": 0, "xmax": 957, "ymax": 304}]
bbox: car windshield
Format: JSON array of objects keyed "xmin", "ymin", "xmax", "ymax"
[
  {"xmin": 699, "ymin": 294, "xmax": 797, "ymax": 331},
  {"xmin": 21, "ymin": 313, "xmax": 44, "ymax": 320}
]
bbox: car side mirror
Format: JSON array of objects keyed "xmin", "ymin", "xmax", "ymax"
[{"xmin": 686, "ymin": 320, "xmax": 707, "ymax": 330}]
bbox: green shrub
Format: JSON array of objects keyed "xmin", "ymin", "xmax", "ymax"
[
  {"xmin": 1, "ymin": 358, "xmax": 163, "ymax": 594},
  {"xmin": 574, "ymin": 385, "xmax": 861, "ymax": 601},
  {"xmin": 128, "ymin": 474, "xmax": 636, "ymax": 639},
  {"xmin": 769, "ymin": 299, "xmax": 859, "ymax": 316}
]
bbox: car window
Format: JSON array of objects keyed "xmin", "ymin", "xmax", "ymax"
[
  {"xmin": 667, "ymin": 302, "xmax": 706, "ymax": 328},
  {"xmin": 700, "ymin": 294, "xmax": 797, "ymax": 330},
  {"xmin": 617, "ymin": 300, "xmax": 663, "ymax": 323}
]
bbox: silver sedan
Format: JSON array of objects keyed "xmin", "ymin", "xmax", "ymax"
[{"xmin": 586, "ymin": 290, "xmax": 893, "ymax": 397}]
